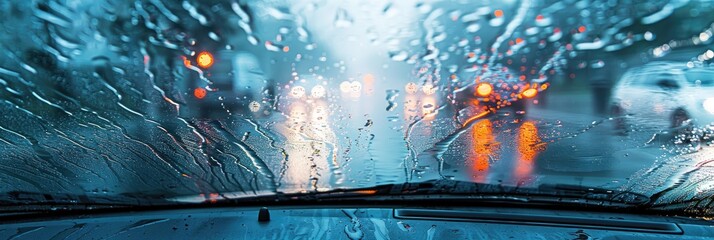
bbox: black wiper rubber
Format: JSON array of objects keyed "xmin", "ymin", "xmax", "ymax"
[
  {"xmin": 369, "ymin": 180, "xmax": 651, "ymax": 206},
  {"xmin": 199, "ymin": 180, "xmax": 650, "ymax": 209},
  {"xmin": 394, "ymin": 209, "xmax": 683, "ymax": 234}
]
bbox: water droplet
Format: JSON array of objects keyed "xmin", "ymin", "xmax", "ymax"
[
  {"xmin": 466, "ymin": 23, "xmax": 480, "ymax": 33},
  {"xmin": 397, "ymin": 221, "xmax": 411, "ymax": 231},
  {"xmin": 389, "ymin": 51, "xmax": 409, "ymax": 61},
  {"xmin": 334, "ymin": 8, "xmax": 354, "ymax": 28}
]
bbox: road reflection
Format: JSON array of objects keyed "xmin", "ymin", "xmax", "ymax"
[
  {"xmin": 279, "ymin": 99, "xmax": 341, "ymax": 192},
  {"xmin": 515, "ymin": 121, "xmax": 545, "ymax": 183},
  {"xmin": 421, "ymin": 96, "xmax": 438, "ymax": 123},
  {"xmin": 404, "ymin": 94, "xmax": 418, "ymax": 121},
  {"xmin": 468, "ymin": 118, "xmax": 546, "ymax": 184},
  {"xmin": 404, "ymin": 90, "xmax": 439, "ymax": 120},
  {"xmin": 471, "ymin": 119, "xmax": 499, "ymax": 182}
]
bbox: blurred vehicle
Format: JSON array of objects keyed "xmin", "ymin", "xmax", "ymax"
[
  {"xmin": 283, "ymin": 75, "xmax": 329, "ymax": 100},
  {"xmin": 278, "ymin": 75, "xmax": 331, "ymax": 127},
  {"xmin": 178, "ymin": 50, "xmax": 268, "ymax": 118},
  {"xmin": 453, "ymin": 67, "xmax": 541, "ymax": 122},
  {"xmin": 610, "ymin": 62, "xmax": 714, "ymax": 134}
]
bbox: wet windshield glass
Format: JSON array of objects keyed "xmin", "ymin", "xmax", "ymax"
[{"xmin": 1, "ymin": 0, "xmax": 714, "ymax": 217}]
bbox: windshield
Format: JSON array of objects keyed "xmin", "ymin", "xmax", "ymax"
[{"xmin": 1, "ymin": 0, "xmax": 714, "ymax": 218}]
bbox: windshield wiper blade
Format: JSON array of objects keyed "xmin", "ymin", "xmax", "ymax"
[
  {"xmin": 0, "ymin": 191, "xmax": 167, "ymax": 213},
  {"xmin": 0, "ymin": 180, "xmax": 649, "ymax": 213},
  {"xmin": 207, "ymin": 180, "xmax": 650, "ymax": 209}
]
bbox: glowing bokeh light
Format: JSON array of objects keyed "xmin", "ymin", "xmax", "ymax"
[{"xmin": 196, "ymin": 51, "xmax": 214, "ymax": 68}]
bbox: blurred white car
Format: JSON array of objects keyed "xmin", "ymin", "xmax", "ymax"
[{"xmin": 610, "ymin": 62, "xmax": 714, "ymax": 134}]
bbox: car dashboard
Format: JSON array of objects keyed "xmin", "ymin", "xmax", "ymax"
[{"xmin": 1, "ymin": 206, "xmax": 712, "ymax": 239}]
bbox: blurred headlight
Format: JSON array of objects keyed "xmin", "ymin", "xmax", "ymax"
[{"xmin": 703, "ymin": 98, "xmax": 714, "ymax": 114}]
